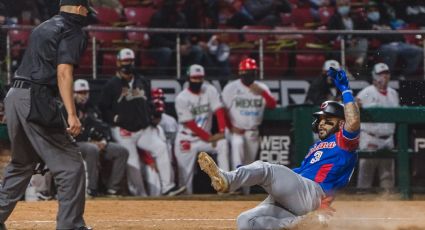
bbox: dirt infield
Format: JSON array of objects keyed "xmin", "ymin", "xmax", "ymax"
[{"xmin": 6, "ymin": 195, "xmax": 425, "ymax": 229}]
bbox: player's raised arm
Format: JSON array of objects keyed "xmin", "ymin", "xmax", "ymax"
[{"xmin": 327, "ymin": 67, "xmax": 360, "ymax": 133}]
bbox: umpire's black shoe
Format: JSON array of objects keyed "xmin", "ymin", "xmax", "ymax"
[{"xmin": 0, "ymin": 223, "xmax": 7, "ymax": 230}]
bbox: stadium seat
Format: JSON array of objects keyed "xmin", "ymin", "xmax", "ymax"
[
  {"xmin": 101, "ymin": 52, "xmax": 118, "ymax": 75},
  {"xmin": 92, "ymin": 7, "xmax": 121, "ymax": 25},
  {"xmin": 228, "ymin": 52, "xmax": 250, "ymax": 74},
  {"xmin": 8, "ymin": 29, "xmax": 30, "ymax": 45},
  {"xmin": 139, "ymin": 50, "xmax": 157, "ymax": 69},
  {"xmin": 263, "ymin": 53, "xmax": 289, "ymax": 78},
  {"xmin": 88, "ymin": 28, "xmax": 126, "ymax": 46},
  {"xmin": 294, "ymin": 53, "xmax": 326, "ymax": 77},
  {"xmin": 75, "ymin": 50, "xmax": 93, "ymax": 75},
  {"xmin": 126, "ymin": 26, "xmax": 150, "ymax": 48},
  {"xmin": 280, "ymin": 13, "xmax": 293, "ymax": 26},
  {"xmin": 124, "ymin": 7, "xmax": 156, "ymax": 26},
  {"xmin": 318, "ymin": 7, "xmax": 335, "ymax": 25},
  {"xmin": 242, "ymin": 25, "xmax": 273, "ymax": 42},
  {"xmin": 290, "ymin": 8, "xmax": 315, "ymax": 28}
]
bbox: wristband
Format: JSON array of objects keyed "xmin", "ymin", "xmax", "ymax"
[{"xmin": 342, "ymin": 90, "xmax": 354, "ymax": 104}]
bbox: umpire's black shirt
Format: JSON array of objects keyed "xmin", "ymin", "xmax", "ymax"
[{"xmin": 15, "ymin": 12, "xmax": 87, "ymax": 85}]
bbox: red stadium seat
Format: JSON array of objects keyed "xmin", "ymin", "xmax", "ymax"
[
  {"xmin": 75, "ymin": 50, "xmax": 93, "ymax": 75},
  {"xmin": 88, "ymin": 28, "xmax": 126, "ymax": 46},
  {"xmin": 318, "ymin": 7, "xmax": 335, "ymax": 25},
  {"xmin": 263, "ymin": 53, "xmax": 289, "ymax": 78},
  {"xmin": 290, "ymin": 8, "xmax": 315, "ymax": 28},
  {"xmin": 242, "ymin": 25, "xmax": 273, "ymax": 42},
  {"xmin": 101, "ymin": 52, "xmax": 118, "ymax": 75},
  {"xmin": 294, "ymin": 53, "xmax": 326, "ymax": 77},
  {"xmin": 92, "ymin": 7, "xmax": 121, "ymax": 25},
  {"xmin": 126, "ymin": 27, "xmax": 150, "ymax": 48},
  {"xmin": 139, "ymin": 50, "xmax": 157, "ymax": 69},
  {"xmin": 124, "ymin": 7, "xmax": 156, "ymax": 26},
  {"xmin": 8, "ymin": 29, "xmax": 30, "ymax": 45}
]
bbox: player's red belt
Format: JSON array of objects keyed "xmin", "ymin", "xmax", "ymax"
[{"xmin": 366, "ymin": 132, "xmax": 391, "ymax": 139}]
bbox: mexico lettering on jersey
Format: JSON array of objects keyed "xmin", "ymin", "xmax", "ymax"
[
  {"xmin": 222, "ymin": 79, "xmax": 271, "ymax": 130},
  {"xmin": 292, "ymin": 129, "xmax": 359, "ymax": 195},
  {"xmin": 175, "ymin": 84, "xmax": 223, "ymax": 138}
]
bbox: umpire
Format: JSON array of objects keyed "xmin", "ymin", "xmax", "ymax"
[{"xmin": 0, "ymin": 1, "xmax": 94, "ymax": 229}]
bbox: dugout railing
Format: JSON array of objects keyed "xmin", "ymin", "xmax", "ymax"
[{"xmin": 264, "ymin": 106, "xmax": 425, "ymax": 199}]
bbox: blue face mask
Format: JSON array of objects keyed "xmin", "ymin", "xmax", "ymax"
[
  {"xmin": 367, "ymin": 12, "xmax": 380, "ymax": 22},
  {"xmin": 337, "ymin": 6, "xmax": 350, "ymax": 16}
]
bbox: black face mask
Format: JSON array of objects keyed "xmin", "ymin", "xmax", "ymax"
[
  {"xmin": 189, "ymin": 81, "xmax": 203, "ymax": 93},
  {"xmin": 241, "ymin": 72, "xmax": 256, "ymax": 86},
  {"xmin": 120, "ymin": 64, "xmax": 135, "ymax": 75},
  {"xmin": 60, "ymin": 12, "xmax": 87, "ymax": 27}
]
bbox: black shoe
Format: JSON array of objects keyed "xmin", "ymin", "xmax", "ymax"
[
  {"xmin": 162, "ymin": 186, "xmax": 186, "ymax": 196},
  {"xmin": 87, "ymin": 189, "xmax": 98, "ymax": 198},
  {"xmin": 36, "ymin": 191, "xmax": 53, "ymax": 201}
]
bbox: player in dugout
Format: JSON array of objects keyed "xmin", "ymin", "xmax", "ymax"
[{"xmin": 198, "ymin": 67, "xmax": 360, "ymax": 229}]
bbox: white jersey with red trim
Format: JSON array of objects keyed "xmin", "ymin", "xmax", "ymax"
[
  {"xmin": 175, "ymin": 83, "xmax": 223, "ymax": 138},
  {"xmin": 221, "ymin": 79, "xmax": 271, "ymax": 130},
  {"xmin": 356, "ymin": 85, "xmax": 399, "ymax": 136}
]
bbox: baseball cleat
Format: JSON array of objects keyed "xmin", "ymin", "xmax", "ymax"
[{"xmin": 198, "ymin": 152, "xmax": 229, "ymax": 193}]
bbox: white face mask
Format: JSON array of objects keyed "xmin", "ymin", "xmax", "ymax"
[
  {"xmin": 367, "ymin": 11, "xmax": 380, "ymax": 22},
  {"xmin": 337, "ymin": 6, "xmax": 350, "ymax": 16}
]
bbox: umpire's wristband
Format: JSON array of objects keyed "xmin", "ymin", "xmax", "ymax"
[{"xmin": 342, "ymin": 90, "xmax": 354, "ymax": 104}]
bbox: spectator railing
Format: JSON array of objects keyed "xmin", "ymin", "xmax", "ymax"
[
  {"xmin": 265, "ymin": 106, "xmax": 425, "ymax": 199},
  {"xmin": 2, "ymin": 25, "xmax": 425, "ymax": 82}
]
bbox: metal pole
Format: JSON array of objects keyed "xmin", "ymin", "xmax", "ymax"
[
  {"xmin": 423, "ymin": 38, "xmax": 425, "ymax": 80},
  {"xmin": 340, "ymin": 38, "xmax": 346, "ymax": 69},
  {"xmin": 6, "ymin": 32, "xmax": 11, "ymax": 84},
  {"xmin": 259, "ymin": 38, "xmax": 264, "ymax": 80},
  {"xmin": 92, "ymin": 36, "xmax": 97, "ymax": 80},
  {"xmin": 176, "ymin": 34, "xmax": 181, "ymax": 79}
]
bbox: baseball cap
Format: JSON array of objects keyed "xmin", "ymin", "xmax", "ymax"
[
  {"xmin": 188, "ymin": 64, "xmax": 205, "ymax": 77},
  {"xmin": 323, "ymin": 60, "xmax": 341, "ymax": 71},
  {"xmin": 117, "ymin": 48, "xmax": 135, "ymax": 61},
  {"xmin": 60, "ymin": 0, "xmax": 96, "ymax": 14},
  {"xmin": 373, "ymin": 63, "xmax": 390, "ymax": 74},
  {"xmin": 74, "ymin": 79, "xmax": 90, "ymax": 92}
]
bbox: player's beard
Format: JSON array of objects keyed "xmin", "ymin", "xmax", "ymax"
[{"xmin": 318, "ymin": 124, "xmax": 340, "ymax": 140}]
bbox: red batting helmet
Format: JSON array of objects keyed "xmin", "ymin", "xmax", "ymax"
[
  {"xmin": 239, "ymin": 58, "xmax": 258, "ymax": 73},
  {"xmin": 151, "ymin": 88, "xmax": 165, "ymax": 100}
]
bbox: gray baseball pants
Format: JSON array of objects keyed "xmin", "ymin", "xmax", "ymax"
[
  {"xmin": 78, "ymin": 142, "xmax": 129, "ymax": 192},
  {"xmin": 222, "ymin": 160, "xmax": 324, "ymax": 230},
  {"xmin": 0, "ymin": 88, "xmax": 86, "ymax": 229}
]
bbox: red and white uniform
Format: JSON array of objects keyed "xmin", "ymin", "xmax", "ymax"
[
  {"xmin": 356, "ymin": 84, "xmax": 399, "ymax": 189},
  {"xmin": 222, "ymin": 79, "xmax": 276, "ymax": 169},
  {"xmin": 175, "ymin": 83, "xmax": 229, "ymax": 194}
]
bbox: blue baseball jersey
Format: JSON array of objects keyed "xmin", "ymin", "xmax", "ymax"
[{"xmin": 293, "ymin": 129, "xmax": 359, "ymax": 195}]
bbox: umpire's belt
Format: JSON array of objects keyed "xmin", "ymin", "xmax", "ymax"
[
  {"xmin": 12, "ymin": 80, "xmax": 31, "ymax": 89},
  {"xmin": 366, "ymin": 132, "xmax": 391, "ymax": 139}
]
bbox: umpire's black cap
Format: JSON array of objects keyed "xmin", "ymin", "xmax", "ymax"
[{"xmin": 60, "ymin": 0, "xmax": 96, "ymax": 14}]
